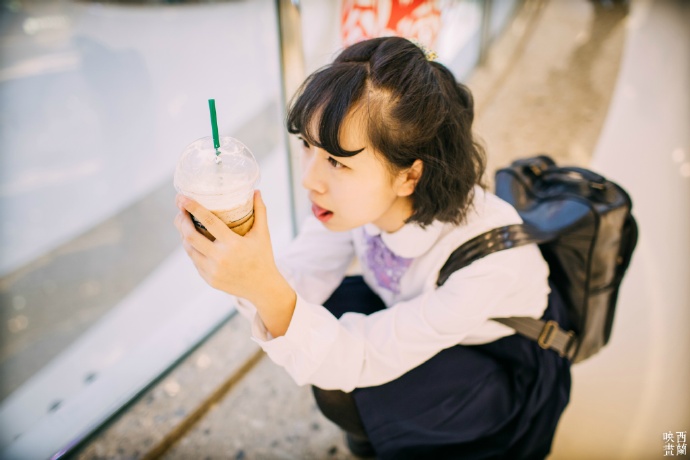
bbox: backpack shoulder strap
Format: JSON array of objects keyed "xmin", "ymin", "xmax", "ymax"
[
  {"xmin": 436, "ymin": 224, "xmax": 547, "ymax": 287},
  {"xmin": 436, "ymin": 224, "xmax": 578, "ymax": 360},
  {"xmin": 492, "ymin": 317, "xmax": 577, "ymax": 359}
]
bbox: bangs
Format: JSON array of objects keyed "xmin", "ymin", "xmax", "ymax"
[{"xmin": 287, "ymin": 63, "xmax": 369, "ymax": 157}]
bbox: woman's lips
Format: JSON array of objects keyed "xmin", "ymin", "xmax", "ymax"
[{"xmin": 311, "ymin": 203, "xmax": 334, "ymax": 223}]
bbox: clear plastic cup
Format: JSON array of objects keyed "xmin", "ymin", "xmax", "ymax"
[{"xmin": 174, "ymin": 136, "xmax": 260, "ymax": 238}]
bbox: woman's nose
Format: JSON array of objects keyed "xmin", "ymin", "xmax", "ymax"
[{"xmin": 301, "ymin": 151, "xmax": 326, "ymax": 194}]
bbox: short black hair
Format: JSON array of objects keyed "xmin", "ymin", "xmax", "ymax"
[{"xmin": 287, "ymin": 36, "xmax": 486, "ymax": 227}]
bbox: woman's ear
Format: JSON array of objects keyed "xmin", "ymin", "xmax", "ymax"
[{"xmin": 396, "ymin": 159, "xmax": 424, "ymax": 197}]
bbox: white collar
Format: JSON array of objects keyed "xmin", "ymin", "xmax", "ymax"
[{"xmin": 363, "ymin": 219, "xmax": 445, "ymax": 258}]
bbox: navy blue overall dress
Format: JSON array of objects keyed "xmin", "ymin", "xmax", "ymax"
[{"xmin": 319, "ymin": 275, "xmax": 572, "ymax": 460}]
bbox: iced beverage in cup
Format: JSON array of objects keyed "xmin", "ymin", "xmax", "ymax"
[{"xmin": 174, "ymin": 136, "xmax": 260, "ymax": 239}]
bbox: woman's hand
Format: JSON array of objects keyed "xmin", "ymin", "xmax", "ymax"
[{"xmin": 174, "ymin": 191, "xmax": 296, "ymax": 337}]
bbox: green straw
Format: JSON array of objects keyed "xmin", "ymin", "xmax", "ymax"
[{"xmin": 208, "ymin": 99, "xmax": 220, "ymax": 155}]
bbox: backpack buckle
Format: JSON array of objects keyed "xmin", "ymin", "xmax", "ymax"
[{"xmin": 538, "ymin": 320, "xmax": 559, "ymax": 349}]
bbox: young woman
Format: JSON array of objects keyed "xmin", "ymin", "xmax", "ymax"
[{"xmin": 175, "ymin": 37, "xmax": 571, "ymax": 459}]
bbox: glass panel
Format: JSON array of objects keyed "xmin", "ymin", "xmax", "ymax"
[
  {"xmin": 0, "ymin": 0, "xmax": 292, "ymax": 456},
  {"xmin": 437, "ymin": 0, "xmax": 484, "ymax": 81},
  {"xmin": 489, "ymin": 0, "xmax": 520, "ymax": 41}
]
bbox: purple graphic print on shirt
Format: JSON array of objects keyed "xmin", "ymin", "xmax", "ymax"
[{"xmin": 362, "ymin": 232, "xmax": 414, "ymax": 295}]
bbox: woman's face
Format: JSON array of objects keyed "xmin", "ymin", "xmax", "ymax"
[{"xmin": 300, "ymin": 108, "xmax": 415, "ymax": 233}]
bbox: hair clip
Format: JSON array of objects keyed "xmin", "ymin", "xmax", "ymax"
[{"xmin": 410, "ymin": 39, "xmax": 438, "ymax": 61}]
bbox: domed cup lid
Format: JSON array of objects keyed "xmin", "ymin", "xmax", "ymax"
[{"xmin": 174, "ymin": 136, "xmax": 260, "ymax": 209}]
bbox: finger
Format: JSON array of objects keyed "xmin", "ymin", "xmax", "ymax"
[
  {"xmin": 176, "ymin": 213, "xmax": 210, "ymax": 265},
  {"xmin": 250, "ymin": 190, "xmax": 269, "ymax": 234},
  {"xmin": 174, "ymin": 210, "xmax": 188, "ymax": 237},
  {"xmin": 174, "ymin": 208, "xmax": 216, "ymax": 256},
  {"xmin": 181, "ymin": 237, "xmax": 207, "ymax": 266},
  {"xmin": 177, "ymin": 195, "xmax": 237, "ymax": 243},
  {"xmin": 181, "ymin": 239, "xmax": 215, "ymax": 284}
]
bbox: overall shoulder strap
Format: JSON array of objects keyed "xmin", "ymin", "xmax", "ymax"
[{"xmin": 436, "ymin": 224, "xmax": 577, "ymax": 360}]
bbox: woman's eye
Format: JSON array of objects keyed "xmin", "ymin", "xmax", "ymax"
[
  {"xmin": 327, "ymin": 156, "xmax": 344, "ymax": 168},
  {"xmin": 298, "ymin": 137, "xmax": 309, "ymax": 149}
]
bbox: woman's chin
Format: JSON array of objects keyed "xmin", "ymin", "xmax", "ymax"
[{"xmin": 318, "ymin": 215, "xmax": 358, "ymax": 232}]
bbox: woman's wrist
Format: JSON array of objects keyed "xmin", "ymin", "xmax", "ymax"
[{"xmin": 249, "ymin": 270, "xmax": 297, "ymax": 338}]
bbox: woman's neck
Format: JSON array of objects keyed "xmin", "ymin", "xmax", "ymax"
[{"xmin": 373, "ymin": 196, "xmax": 414, "ymax": 233}]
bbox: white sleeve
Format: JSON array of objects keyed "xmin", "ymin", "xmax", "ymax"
[{"xmin": 250, "ymin": 249, "xmax": 528, "ymax": 392}]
